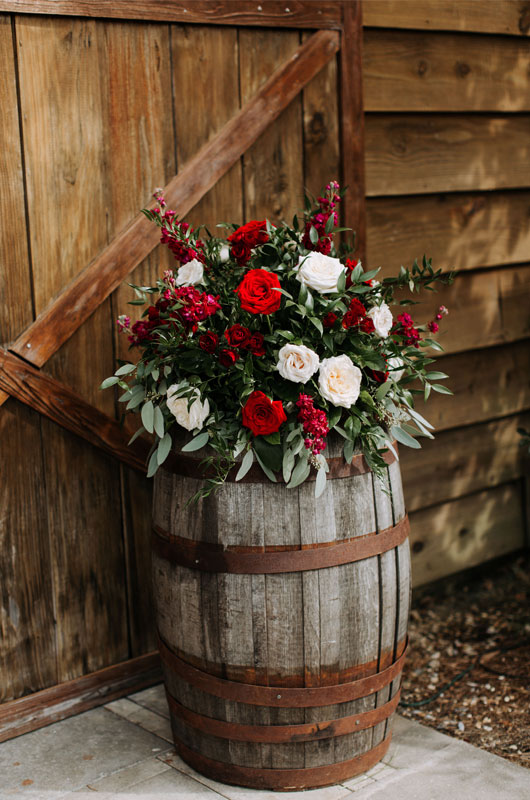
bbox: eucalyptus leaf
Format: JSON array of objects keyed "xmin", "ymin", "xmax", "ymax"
[
  {"xmin": 255, "ymin": 451, "xmax": 277, "ymax": 483},
  {"xmin": 146, "ymin": 450, "xmax": 159, "ymax": 478},
  {"xmin": 391, "ymin": 425, "xmax": 421, "ymax": 449},
  {"xmin": 153, "ymin": 406, "xmax": 165, "ymax": 439},
  {"xmin": 235, "ymin": 449, "xmax": 254, "ymax": 481},
  {"xmin": 343, "ymin": 439, "xmax": 355, "ymax": 464},
  {"xmin": 157, "ymin": 432, "xmax": 172, "ymax": 465},
  {"xmin": 314, "ymin": 466, "xmax": 327, "ymax": 498},
  {"xmin": 253, "ymin": 437, "xmax": 282, "ymax": 473},
  {"xmin": 141, "ymin": 400, "xmax": 155, "ymax": 433},
  {"xmin": 100, "ymin": 376, "xmax": 119, "ymax": 390},
  {"xmin": 431, "ymin": 383, "xmax": 453, "ymax": 395},
  {"xmin": 181, "ymin": 431, "xmax": 210, "ymax": 452},
  {"xmin": 114, "ymin": 363, "xmax": 136, "ymax": 376},
  {"xmin": 287, "ymin": 455, "xmax": 310, "ymax": 489},
  {"xmin": 375, "ymin": 381, "xmax": 392, "ymax": 402},
  {"xmin": 128, "ymin": 426, "xmax": 146, "ymax": 446},
  {"xmin": 282, "ymin": 448, "xmax": 295, "ymax": 484}
]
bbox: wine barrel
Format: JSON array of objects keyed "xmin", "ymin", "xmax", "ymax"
[{"xmin": 152, "ymin": 433, "xmax": 410, "ymax": 791}]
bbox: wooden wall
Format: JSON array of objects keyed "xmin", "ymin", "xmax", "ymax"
[
  {"xmin": 0, "ymin": 1, "xmax": 528, "ymax": 706},
  {"xmin": 362, "ymin": 2, "xmax": 530, "ymax": 584}
]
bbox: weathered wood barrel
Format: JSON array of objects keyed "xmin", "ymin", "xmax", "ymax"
[{"xmin": 152, "ymin": 433, "xmax": 410, "ymax": 791}]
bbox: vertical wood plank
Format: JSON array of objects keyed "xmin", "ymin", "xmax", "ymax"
[
  {"xmin": 0, "ymin": 402, "xmax": 57, "ymax": 701},
  {"xmin": 339, "ymin": 0, "xmax": 366, "ymax": 260},
  {"xmin": 239, "ymin": 28, "xmax": 304, "ymax": 223}
]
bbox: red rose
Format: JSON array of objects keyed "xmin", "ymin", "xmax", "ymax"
[
  {"xmin": 219, "ymin": 349, "xmax": 240, "ymax": 367},
  {"xmin": 224, "ymin": 324, "xmax": 250, "ymax": 348},
  {"xmin": 322, "ymin": 312, "xmax": 338, "ymax": 329},
  {"xmin": 342, "ymin": 298, "xmax": 367, "ymax": 329},
  {"xmin": 199, "ymin": 331, "xmax": 219, "ymax": 353},
  {"xmin": 243, "ymin": 331, "xmax": 265, "ymax": 356},
  {"xmin": 242, "ymin": 391, "xmax": 286, "ymax": 437},
  {"xmin": 228, "ymin": 220, "xmax": 269, "ymax": 266},
  {"xmin": 371, "ymin": 369, "xmax": 389, "ymax": 383},
  {"xmin": 236, "ymin": 269, "xmax": 282, "ymax": 315}
]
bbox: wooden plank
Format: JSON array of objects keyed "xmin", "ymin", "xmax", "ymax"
[
  {"xmin": 363, "ymin": 29, "xmax": 530, "ymax": 112},
  {"xmin": 9, "ymin": 28, "xmax": 340, "ymax": 371},
  {"xmin": 365, "ymin": 115, "xmax": 530, "ymax": 196},
  {"xmin": 239, "ymin": 28, "xmax": 304, "ymax": 223},
  {"xmin": 0, "ymin": 651, "xmax": 161, "ymax": 743},
  {"xmin": 0, "ymin": 1, "xmax": 343, "ymax": 28},
  {"xmin": 0, "ymin": 401, "xmax": 57, "ymax": 702},
  {"xmin": 0, "ymin": 16, "xmax": 33, "ymax": 347},
  {"xmin": 339, "ymin": 0, "xmax": 366, "ymax": 260},
  {"xmin": 0, "ymin": 349, "xmax": 150, "ymax": 473},
  {"xmin": 420, "ymin": 339, "xmax": 530, "ymax": 432},
  {"xmin": 363, "ymin": 1, "xmax": 530, "ymax": 37},
  {"xmin": 401, "ymin": 412, "xmax": 530, "ymax": 513},
  {"xmin": 367, "ymin": 192, "xmax": 530, "ymax": 274},
  {"xmin": 301, "ymin": 29, "xmax": 340, "ymax": 202},
  {"xmin": 397, "ymin": 264, "xmax": 530, "ymax": 357},
  {"xmin": 410, "ymin": 482, "xmax": 525, "ymax": 587}
]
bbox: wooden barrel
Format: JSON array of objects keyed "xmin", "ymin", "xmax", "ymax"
[{"xmin": 152, "ymin": 433, "xmax": 410, "ymax": 791}]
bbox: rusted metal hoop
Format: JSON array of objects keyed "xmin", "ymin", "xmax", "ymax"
[
  {"xmin": 174, "ymin": 733, "xmax": 392, "ymax": 791},
  {"xmin": 158, "ymin": 636, "xmax": 408, "ymax": 707},
  {"xmin": 163, "ymin": 443, "xmax": 397, "ymax": 483},
  {"xmin": 166, "ymin": 688, "xmax": 400, "ymax": 743},
  {"xmin": 152, "ymin": 515, "xmax": 409, "ymax": 574}
]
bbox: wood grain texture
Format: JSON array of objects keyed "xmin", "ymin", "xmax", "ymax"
[
  {"xmin": 0, "ymin": 349, "xmax": 151, "ymax": 473},
  {"xmin": 363, "ymin": 1, "xmax": 530, "ymax": 37},
  {"xmin": 339, "ymin": 0, "xmax": 366, "ymax": 260},
  {"xmin": 0, "ymin": 16, "xmax": 33, "ymax": 347},
  {"xmin": 9, "ymin": 28, "xmax": 339, "ymax": 371},
  {"xmin": 397, "ymin": 264, "xmax": 530, "ymax": 357},
  {"xmin": 401, "ymin": 412, "xmax": 530, "ymax": 513},
  {"xmin": 363, "ymin": 29, "xmax": 530, "ymax": 112},
  {"xmin": 239, "ymin": 28, "xmax": 304, "ymax": 223},
  {"xmin": 301, "ymin": 30, "xmax": 340, "ymax": 202},
  {"xmin": 409, "ymin": 482, "xmax": 525, "ymax": 587},
  {"xmin": 367, "ymin": 192, "xmax": 530, "ymax": 274},
  {"xmin": 365, "ymin": 115, "xmax": 530, "ymax": 196},
  {"xmin": 421, "ymin": 339, "xmax": 530, "ymax": 432},
  {"xmin": 0, "ymin": 1, "xmax": 343, "ymax": 28},
  {"xmin": 0, "ymin": 401, "xmax": 56, "ymax": 702},
  {"xmin": 0, "ymin": 650, "xmax": 161, "ymax": 742}
]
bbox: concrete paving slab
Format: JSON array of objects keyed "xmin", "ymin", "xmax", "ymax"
[
  {"xmin": 127, "ymin": 687, "xmax": 169, "ymax": 721},
  {"xmin": 86, "ymin": 756, "xmax": 171, "ymax": 791},
  {"xmin": 0, "ymin": 707, "xmax": 171, "ymax": 797},
  {"xmin": 104, "ymin": 699, "xmax": 172, "ymax": 743},
  {"xmin": 158, "ymin": 750, "xmax": 354, "ymax": 800}
]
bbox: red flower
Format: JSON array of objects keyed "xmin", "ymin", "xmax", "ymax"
[
  {"xmin": 199, "ymin": 332, "xmax": 218, "ymax": 353},
  {"xmin": 228, "ymin": 220, "xmax": 269, "ymax": 266},
  {"xmin": 236, "ymin": 269, "xmax": 282, "ymax": 315},
  {"xmin": 322, "ymin": 312, "xmax": 338, "ymax": 329},
  {"xmin": 360, "ymin": 317, "xmax": 375, "ymax": 334},
  {"xmin": 219, "ymin": 349, "xmax": 240, "ymax": 368},
  {"xmin": 243, "ymin": 331, "xmax": 266, "ymax": 357},
  {"xmin": 242, "ymin": 391, "xmax": 286, "ymax": 437},
  {"xmin": 224, "ymin": 324, "xmax": 250, "ymax": 348},
  {"xmin": 342, "ymin": 298, "xmax": 366, "ymax": 330},
  {"xmin": 428, "ymin": 321, "xmax": 439, "ymax": 333}
]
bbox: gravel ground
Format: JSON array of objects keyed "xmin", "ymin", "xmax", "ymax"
[{"xmin": 399, "ymin": 552, "xmax": 530, "ymax": 768}]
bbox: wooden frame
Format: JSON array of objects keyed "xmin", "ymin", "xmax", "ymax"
[{"xmin": 0, "ymin": 0, "xmax": 366, "ymax": 734}]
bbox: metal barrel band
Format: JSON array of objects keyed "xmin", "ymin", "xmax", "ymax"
[
  {"xmin": 152, "ymin": 515, "xmax": 410, "ymax": 575},
  {"xmin": 174, "ymin": 733, "xmax": 392, "ymax": 791},
  {"xmin": 158, "ymin": 635, "xmax": 408, "ymax": 707},
  {"xmin": 166, "ymin": 688, "xmax": 401, "ymax": 743},
  {"xmin": 164, "ymin": 444, "xmax": 397, "ymax": 483}
]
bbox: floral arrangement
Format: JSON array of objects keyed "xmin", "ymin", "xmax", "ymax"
[{"xmin": 102, "ymin": 182, "xmax": 452, "ymax": 499}]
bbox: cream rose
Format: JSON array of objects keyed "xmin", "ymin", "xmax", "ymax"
[
  {"xmin": 276, "ymin": 344, "xmax": 319, "ymax": 384},
  {"xmin": 367, "ymin": 303, "xmax": 393, "ymax": 338},
  {"xmin": 388, "ymin": 356, "xmax": 405, "ymax": 382},
  {"xmin": 219, "ymin": 244, "xmax": 230, "ymax": 263},
  {"xmin": 175, "ymin": 258, "xmax": 204, "ymax": 286},
  {"xmin": 166, "ymin": 384, "xmax": 209, "ymax": 431},
  {"xmin": 318, "ymin": 355, "xmax": 362, "ymax": 408},
  {"xmin": 295, "ymin": 252, "xmax": 345, "ymax": 294}
]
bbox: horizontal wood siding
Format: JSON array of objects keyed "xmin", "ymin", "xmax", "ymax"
[{"xmin": 362, "ymin": 9, "xmax": 530, "ymax": 586}]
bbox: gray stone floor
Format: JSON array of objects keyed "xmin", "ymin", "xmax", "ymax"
[{"xmin": 1, "ymin": 684, "xmax": 528, "ymax": 799}]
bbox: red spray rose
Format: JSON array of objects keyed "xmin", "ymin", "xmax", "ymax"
[
  {"xmin": 242, "ymin": 391, "xmax": 286, "ymax": 437},
  {"xmin": 219, "ymin": 349, "xmax": 240, "ymax": 368},
  {"xmin": 199, "ymin": 332, "xmax": 219, "ymax": 353},
  {"xmin": 228, "ymin": 220, "xmax": 269, "ymax": 266},
  {"xmin": 236, "ymin": 269, "xmax": 282, "ymax": 315},
  {"xmin": 322, "ymin": 312, "xmax": 338, "ymax": 329},
  {"xmin": 224, "ymin": 324, "xmax": 250, "ymax": 348},
  {"xmin": 243, "ymin": 331, "xmax": 266, "ymax": 357}
]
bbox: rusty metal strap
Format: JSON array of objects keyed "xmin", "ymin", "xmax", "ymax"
[
  {"xmin": 166, "ymin": 688, "xmax": 400, "ymax": 743},
  {"xmin": 174, "ymin": 732, "xmax": 392, "ymax": 791},
  {"xmin": 163, "ymin": 444, "xmax": 396, "ymax": 483},
  {"xmin": 158, "ymin": 635, "xmax": 408, "ymax": 707},
  {"xmin": 152, "ymin": 515, "xmax": 410, "ymax": 574}
]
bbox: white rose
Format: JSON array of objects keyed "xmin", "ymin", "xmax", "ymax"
[
  {"xmin": 219, "ymin": 244, "xmax": 230, "ymax": 263},
  {"xmin": 295, "ymin": 252, "xmax": 345, "ymax": 294},
  {"xmin": 175, "ymin": 258, "xmax": 204, "ymax": 286},
  {"xmin": 166, "ymin": 384, "xmax": 210, "ymax": 431},
  {"xmin": 318, "ymin": 355, "xmax": 362, "ymax": 408},
  {"xmin": 277, "ymin": 344, "xmax": 320, "ymax": 384},
  {"xmin": 367, "ymin": 303, "xmax": 393, "ymax": 338},
  {"xmin": 388, "ymin": 356, "xmax": 405, "ymax": 382}
]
